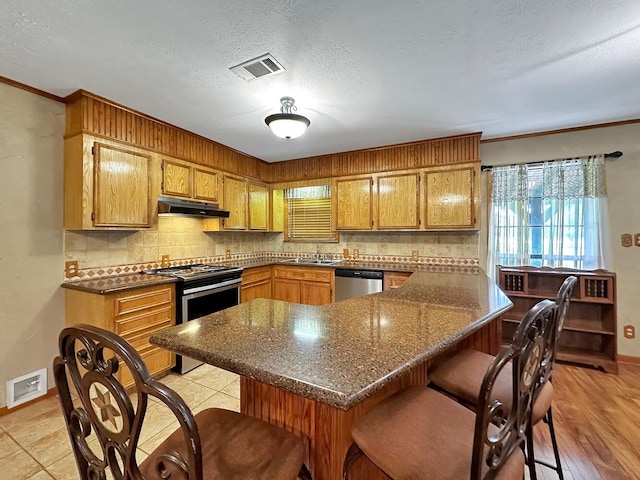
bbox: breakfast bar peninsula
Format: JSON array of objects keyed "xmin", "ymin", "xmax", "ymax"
[{"xmin": 150, "ymin": 268, "xmax": 512, "ymax": 480}]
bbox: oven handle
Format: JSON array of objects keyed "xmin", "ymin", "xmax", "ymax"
[{"xmin": 182, "ymin": 277, "xmax": 242, "ymax": 297}]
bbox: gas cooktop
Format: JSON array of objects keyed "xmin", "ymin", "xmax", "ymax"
[{"xmin": 141, "ymin": 263, "xmax": 242, "ymax": 281}]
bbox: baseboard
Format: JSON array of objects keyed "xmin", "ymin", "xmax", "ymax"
[
  {"xmin": 617, "ymin": 354, "xmax": 640, "ymax": 366},
  {"xmin": 0, "ymin": 387, "xmax": 58, "ymax": 417}
]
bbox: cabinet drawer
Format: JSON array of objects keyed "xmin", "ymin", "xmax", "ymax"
[
  {"xmin": 274, "ymin": 266, "xmax": 333, "ymax": 283},
  {"xmin": 119, "ymin": 346, "xmax": 173, "ymax": 388},
  {"xmin": 114, "ymin": 286, "xmax": 173, "ymax": 317},
  {"xmin": 242, "ymin": 266, "xmax": 272, "ymax": 285},
  {"xmin": 116, "ymin": 305, "xmax": 173, "ymax": 337},
  {"xmin": 118, "ymin": 317, "xmax": 174, "ymax": 346}
]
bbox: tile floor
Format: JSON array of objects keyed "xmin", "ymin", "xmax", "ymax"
[{"xmin": 0, "ymin": 364, "xmax": 240, "ymax": 479}]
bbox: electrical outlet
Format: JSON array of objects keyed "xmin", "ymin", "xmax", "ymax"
[
  {"xmin": 161, "ymin": 254, "xmax": 170, "ymax": 267},
  {"xmin": 353, "ymin": 248, "xmax": 360, "ymax": 259},
  {"xmin": 225, "ymin": 249, "xmax": 231, "ymax": 260},
  {"xmin": 624, "ymin": 325, "xmax": 636, "ymax": 339},
  {"xmin": 343, "ymin": 248, "xmax": 350, "ymax": 259},
  {"xmin": 621, "ymin": 233, "xmax": 632, "ymax": 247},
  {"xmin": 65, "ymin": 260, "xmax": 79, "ymax": 278},
  {"xmin": 412, "ymin": 250, "xmax": 419, "ymax": 262},
  {"xmin": 635, "ymin": 234, "xmax": 640, "ymax": 247}
]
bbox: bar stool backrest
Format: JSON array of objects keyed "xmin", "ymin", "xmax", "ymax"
[
  {"xmin": 53, "ymin": 324, "xmax": 203, "ymax": 480},
  {"xmin": 471, "ymin": 299, "xmax": 558, "ymax": 479}
]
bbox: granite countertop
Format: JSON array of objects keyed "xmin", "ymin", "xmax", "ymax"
[
  {"xmin": 150, "ymin": 269, "xmax": 511, "ymax": 410},
  {"xmin": 61, "ymin": 257, "xmax": 476, "ymax": 295},
  {"xmin": 61, "ymin": 274, "xmax": 177, "ymax": 294}
]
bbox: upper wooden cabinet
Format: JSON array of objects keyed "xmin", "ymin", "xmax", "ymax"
[
  {"xmin": 334, "ymin": 164, "xmax": 478, "ymax": 232},
  {"xmin": 248, "ymin": 181, "xmax": 269, "ymax": 230},
  {"xmin": 193, "ymin": 168, "xmax": 219, "ymax": 202},
  {"xmin": 161, "ymin": 159, "xmax": 220, "ymax": 203},
  {"xmin": 64, "ymin": 135, "xmax": 152, "ymax": 230},
  {"xmin": 220, "ymin": 176, "xmax": 271, "ymax": 231},
  {"xmin": 335, "ymin": 177, "xmax": 374, "ymax": 230},
  {"xmin": 222, "ymin": 175, "xmax": 248, "ymax": 230},
  {"xmin": 424, "ymin": 166, "xmax": 476, "ymax": 229},
  {"xmin": 377, "ymin": 172, "xmax": 421, "ymax": 230},
  {"xmin": 161, "ymin": 160, "xmax": 191, "ymax": 198}
]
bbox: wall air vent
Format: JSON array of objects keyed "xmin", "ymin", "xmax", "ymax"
[{"xmin": 230, "ymin": 53, "xmax": 285, "ymax": 82}]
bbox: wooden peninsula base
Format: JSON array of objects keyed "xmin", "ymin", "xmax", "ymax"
[
  {"xmin": 241, "ymin": 363, "xmax": 426, "ymax": 480},
  {"xmin": 240, "ymin": 320, "xmax": 500, "ymax": 480}
]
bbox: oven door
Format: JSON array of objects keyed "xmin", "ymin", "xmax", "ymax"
[{"xmin": 176, "ymin": 277, "xmax": 241, "ymax": 373}]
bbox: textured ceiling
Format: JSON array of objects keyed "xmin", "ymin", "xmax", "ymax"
[{"xmin": 1, "ymin": 0, "xmax": 639, "ymax": 162}]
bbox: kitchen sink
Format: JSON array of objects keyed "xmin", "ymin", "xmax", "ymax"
[{"xmin": 279, "ymin": 257, "xmax": 342, "ymax": 265}]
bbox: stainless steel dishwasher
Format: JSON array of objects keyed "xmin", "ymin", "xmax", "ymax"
[{"xmin": 334, "ymin": 268, "xmax": 383, "ymax": 301}]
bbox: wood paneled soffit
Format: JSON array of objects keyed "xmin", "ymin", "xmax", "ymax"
[
  {"xmin": 64, "ymin": 90, "xmax": 268, "ymax": 181},
  {"xmin": 64, "ymin": 90, "xmax": 481, "ymax": 184},
  {"xmin": 266, "ymin": 132, "xmax": 481, "ymax": 183}
]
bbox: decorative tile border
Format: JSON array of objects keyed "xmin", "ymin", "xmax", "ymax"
[{"xmin": 64, "ymin": 252, "xmax": 479, "ymax": 280}]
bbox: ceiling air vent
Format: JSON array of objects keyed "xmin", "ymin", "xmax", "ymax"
[{"xmin": 230, "ymin": 53, "xmax": 285, "ymax": 82}]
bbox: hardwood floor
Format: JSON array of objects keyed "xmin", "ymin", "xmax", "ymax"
[{"xmin": 528, "ymin": 363, "xmax": 640, "ymax": 480}]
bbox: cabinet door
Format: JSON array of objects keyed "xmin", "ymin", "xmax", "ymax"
[
  {"xmin": 336, "ymin": 177, "xmax": 373, "ymax": 230},
  {"xmin": 162, "ymin": 159, "xmax": 191, "ymax": 198},
  {"xmin": 248, "ymin": 182, "xmax": 269, "ymax": 230},
  {"xmin": 241, "ymin": 266, "xmax": 273, "ymax": 303},
  {"xmin": 222, "ymin": 175, "xmax": 248, "ymax": 230},
  {"xmin": 425, "ymin": 167, "xmax": 475, "ymax": 228},
  {"xmin": 383, "ymin": 272, "xmax": 412, "ymax": 291},
  {"xmin": 193, "ymin": 168, "xmax": 219, "ymax": 202},
  {"xmin": 273, "ymin": 279, "xmax": 301, "ymax": 303},
  {"xmin": 301, "ymin": 281, "xmax": 333, "ymax": 306},
  {"xmin": 93, "ymin": 143, "xmax": 151, "ymax": 227},
  {"xmin": 241, "ymin": 280, "xmax": 272, "ymax": 303},
  {"xmin": 377, "ymin": 173, "xmax": 420, "ymax": 229}
]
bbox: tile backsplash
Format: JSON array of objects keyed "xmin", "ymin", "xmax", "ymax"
[{"xmin": 64, "ymin": 217, "xmax": 479, "ymax": 279}]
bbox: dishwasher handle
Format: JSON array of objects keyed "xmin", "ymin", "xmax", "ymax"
[{"xmin": 334, "ymin": 268, "xmax": 383, "ymax": 280}]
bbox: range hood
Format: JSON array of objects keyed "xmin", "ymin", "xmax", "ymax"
[{"xmin": 157, "ymin": 196, "xmax": 230, "ymax": 218}]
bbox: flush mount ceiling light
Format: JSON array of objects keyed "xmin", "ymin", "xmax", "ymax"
[{"xmin": 265, "ymin": 96, "xmax": 310, "ymax": 139}]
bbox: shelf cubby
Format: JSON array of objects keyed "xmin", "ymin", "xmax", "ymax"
[{"xmin": 498, "ymin": 266, "xmax": 617, "ymax": 373}]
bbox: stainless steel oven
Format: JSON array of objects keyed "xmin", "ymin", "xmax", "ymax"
[{"xmin": 142, "ymin": 264, "xmax": 243, "ymax": 373}]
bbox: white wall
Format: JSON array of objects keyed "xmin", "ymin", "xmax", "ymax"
[
  {"xmin": 0, "ymin": 84, "xmax": 65, "ymax": 407},
  {"xmin": 480, "ymin": 123, "xmax": 640, "ymax": 357}
]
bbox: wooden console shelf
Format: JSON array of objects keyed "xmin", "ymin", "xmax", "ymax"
[{"xmin": 498, "ymin": 266, "xmax": 617, "ymax": 373}]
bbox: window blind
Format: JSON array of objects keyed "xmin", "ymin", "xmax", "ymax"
[{"xmin": 286, "ymin": 197, "xmax": 336, "ymax": 240}]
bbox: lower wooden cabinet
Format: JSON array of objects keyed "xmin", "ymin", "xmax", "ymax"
[
  {"xmin": 273, "ymin": 266, "xmax": 335, "ymax": 305},
  {"xmin": 241, "ymin": 266, "xmax": 273, "ymax": 303},
  {"xmin": 383, "ymin": 271, "xmax": 412, "ymax": 291},
  {"xmin": 64, "ymin": 283, "xmax": 176, "ymax": 387}
]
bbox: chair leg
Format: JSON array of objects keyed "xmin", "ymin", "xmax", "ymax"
[
  {"xmin": 342, "ymin": 442, "xmax": 364, "ymax": 480},
  {"xmin": 526, "ymin": 423, "xmax": 538, "ymax": 480},
  {"xmin": 546, "ymin": 407, "xmax": 564, "ymax": 480},
  {"xmin": 298, "ymin": 463, "xmax": 313, "ymax": 480}
]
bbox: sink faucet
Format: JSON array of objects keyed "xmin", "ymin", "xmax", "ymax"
[{"xmin": 315, "ymin": 244, "xmax": 321, "ymax": 261}]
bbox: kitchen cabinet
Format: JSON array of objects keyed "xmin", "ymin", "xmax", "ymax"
[
  {"xmin": 335, "ymin": 177, "xmax": 374, "ymax": 230},
  {"xmin": 161, "ymin": 158, "xmax": 220, "ymax": 203},
  {"xmin": 64, "ymin": 135, "xmax": 152, "ymax": 229},
  {"xmin": 64, "ymin": 284, "xmax": 176, "ymax": 387},
  {"xmin": 241, "ymin": 266, "xmax": 272, "ymax": 303},
  {"xmin": 383, "ymin": 271, "xmax": 412, "ymax": 291},
  {"xmin": 220, "ymin": 176, "xmax": 270, "ymax": 231},
  {"xmin": 248, "ymin": 181, "xmax": 269, "ymax": 230},
  {"xmin": 424, "ymin": 165, "xmax": 475, "ymax": 229},
  {"xmin": 222, "ymin": 175, "xmax": 248, "ymax": 230},
  {"xmin": 377, "ymin": 172, "xmax": 420, "ymax": 229},
  {"xmin": 272, "ymin": 266, "xmax": 334, "ymax": 305},
  {"xmin": 498, "ymin": 266, "xmax": 617, "ymax": 373},
  {"xmin": 334, "ymin": 164, "xmax": 478, "ymax": 232}
]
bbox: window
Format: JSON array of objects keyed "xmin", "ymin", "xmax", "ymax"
[
  {"xmin": 284, "ymin": 186, "xmax": 338, "ymax": 242},
  {"xmin": 487, "ymin": 156, "xmax": 611, "ymax": 275}
]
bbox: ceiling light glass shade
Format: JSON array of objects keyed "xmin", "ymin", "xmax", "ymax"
[{"xmin": 265, "ymin": 97, "xmax": 310, "ymax": 139}]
